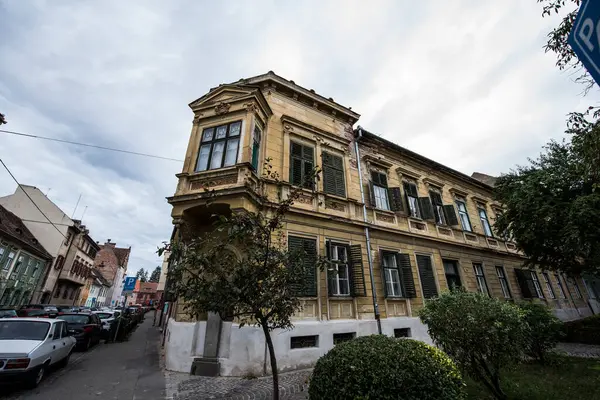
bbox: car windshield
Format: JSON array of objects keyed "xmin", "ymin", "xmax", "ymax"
[
  {"xmin": 96, "ymin": 313, "xmax": 112, "ymax": 319},
  {"xmin": 59, "ymin": 315, "xmax": 90, "ymax": 324},
  {"xmin": 0, "ymin": 320, "xmax": 50, "ymax": 340},
  {"xmin": 0, "ymin": 310, "xmax": 17, "ymax": 318}
]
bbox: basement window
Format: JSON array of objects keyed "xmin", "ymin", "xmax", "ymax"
[
  {"xmin": 333, "ymin": 332, "xmax": 356, "ymax": 345},
  {"xmin": 394, "ymin": 328, "xmax": 411, "ymax": 338},
  {"xmin": 290, "ymin": 335, "xmax": 319, "ymax": 349}
]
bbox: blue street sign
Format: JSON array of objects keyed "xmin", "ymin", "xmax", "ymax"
[
  {"xmin": 123, "ymin": 276, "xmax": 137, "ymax": 293},
  {"xmin": 568, "ymin": 0, "xmax": 600, "ymax": 86}
]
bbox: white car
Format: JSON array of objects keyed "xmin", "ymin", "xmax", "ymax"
[
  {"xmin": 0, "ymin": 318, "xmax": 76, "ymax": 388},
  {"xmin": 93, "ymin": 310, "xmax": 120, "ymax": 334}
]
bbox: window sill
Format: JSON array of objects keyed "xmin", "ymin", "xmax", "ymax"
[
  {"xmin": 189, "ymin": 165, "xmax": 239, "ymax": 178},
  {"xmin": 329, "ymin": 295, "xmax": 353, "ymax": 299},
  {"xmin": 367, "ymin": 206, "xmax": 395, "ymax": 215},
  {"xmin": 323, "ymin": 192, "xmax": 347, "ymax": 202}
]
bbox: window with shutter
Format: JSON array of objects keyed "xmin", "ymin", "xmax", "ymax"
[
  {"xmin": 326, "ymin": 241, "xmax": 351, "ymax": 296},
  {"xmin": 418, "ymin": 197, "xmax": 435, "ymax": 221},
  {"xmin": 403, "ymin": 182, "xmax": 421, "ymax": 218},
  {"xmin": 443, "ymin": 205, "xmax": 459, "ymax": 226},
  {"xmin": 289, "ymin": 142, "xmax": 314, "ymax": 189},
  {"xmin": 388, "ymin": 187, "xmax": 404, "ymax": 212},
  {"xmin": 380, "ymin": 251, "xmax": 416, "ymax": 298},
  {"xmin": 542, "ymin": 272, "xmax": 555, "ymax": 299},
  {"xmin": 416, "ymin": 255, "xmax": 438, "ymax": 299},
  {"xmin": 430, "ymin": 191, "xmax": 446, "ymax": 225},
  {"xmin": 371, "ymin": 172, "xmax": 390, "ymax": 210},
  {"xmin": 349, "ymin": 245, "xmax": 366, "ymax": 297},
  {"xmin": 515, "ymin": 269, "xmax": 539, "ymax": 298},
  {"xmin": 322, "ymin": 152, "xmax": 346, "ymax": 197},
  {"xmin": 288, "ymin": 235, "xmax": 317, "ymax": 297}
]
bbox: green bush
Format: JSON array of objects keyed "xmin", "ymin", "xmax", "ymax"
[
  {"xmin": 419, "ymin": 290, "xmax": 526, "ymax": 400},
  {"xmin": 308, "ymin": 335, "xmax": 465, "ymax": 400},
  {"xmin": 563, "ymin": 314, "xmax": 600, "ymax": 345},
  {"xmin": 518, "ymin": 302, "xmax": 563, "ymax": 362}
]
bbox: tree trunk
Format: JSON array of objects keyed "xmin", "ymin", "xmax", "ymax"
[{"xmin": 261, "ymin": 321, "xmax": 279, "ymax": 400}]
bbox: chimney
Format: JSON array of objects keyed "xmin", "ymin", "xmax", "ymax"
[{"xmin": 104, "ymin": 239, "xmax": 116, "ymax": 248}]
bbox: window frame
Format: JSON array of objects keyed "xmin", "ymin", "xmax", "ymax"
[
  {"xmin": 478, "ymin": 206, "xmax": 493, "ymax": 237},
  {"xmin": 251, "ymin": 124, "xmax": 261, "ymax": 171},
  {"xmin": 322, "ymin": 152, "xmax": 346, "ymax": 197},
  {"xmin": 372, "ymin": 172, "xmax": 390, "ymax": 210},
  {"xmin": 455, "ymin": 199, "xmax": 472, "ymax": 232},
  {"xmin": 569, "ymin": 277, "xmax": 583, "ymax": 299},
  {"xmin": 473, "ymin": 263, "xmax": 489, "ymax": 295},
  {"xmin": 443, "ymin": 259, "xmax": 462, "ymax": 290},
  {"xmin": 554, "ymin": 273, "xmax": 567, "ymax": 299},
  {"xmin": 381, "ymin": 250, "xmax": 402, "ymax": 297},
  {"xmin": 289, "ymin": 141, "xmax": 315, "ymax": 189},
  {"xmin": 495, "ymin": 266, "xmax": 512, "ymax": 299},
  {"xmin": 530, "ymin": 271, "xmax": 545, "ymax": 298},
  {"xmin": 429, "ymin": 190, "xmax": 446, "ymax": 225},
  {"xmin": 327, "ymin": 242, "xmax": 351, "ymax": 297},
  {"xmin": 2, "ymin": 249, "xmax": 15, "ymax": 271},
  {"xmin": 195, "ymin": 120, "xmax": 242, "ymax": 172},
  {"xmin": 542, "ymin": 272, "xmax": 556, "ymax": 299},
  {"xmin": 403, "ymin": 181, "xmax": 421, "ymax": 218}
]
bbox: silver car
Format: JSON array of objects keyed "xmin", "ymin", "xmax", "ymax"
[{"xmin": 0, "ymin": 318, "xmax": 76, "ymax": 388}]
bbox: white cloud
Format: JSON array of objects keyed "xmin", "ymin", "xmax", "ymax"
[{"xmin": 0, "ymin": 0, "xmax": 597, "ymax": 275}]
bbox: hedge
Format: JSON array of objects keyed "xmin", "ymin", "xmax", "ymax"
[{"xmin": 563, "ymin": 314, "xmax": 600, "ymax": 345}]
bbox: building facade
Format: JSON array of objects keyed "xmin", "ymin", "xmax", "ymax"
[
  {"xmin": 0, "ymin": 186, "xmax": 99, "ymax": 304},
  {"xmin": 82, "ymin": 269, "xmax": 110, "ymax": 308},
  {"xmin": 93, "ymin": 240, "xmax": 130, "ymax": 307},
  {"xmin": 164, "ymin": 72, "xmax": 594, "ymax": 376},
  {"xmin": 0, "ymin": 205, "xmax": 52, "ymax": 307}
]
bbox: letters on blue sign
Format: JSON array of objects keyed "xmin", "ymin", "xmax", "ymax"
[{"xmin": 569, "ymin": 0, "xmax": 600, "ymax": 86}]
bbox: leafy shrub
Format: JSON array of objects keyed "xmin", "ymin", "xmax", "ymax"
[
  {"xmin": 564, "ymin": 314, "xmax": 600, "ymax": 345},
  {"xmin": 308, "ymin": 335, "xmax": 465, "ymax": 400},
  {"xmin": 518, "ymin": 302, "xmax": 563, "ymax": 362},
  {"xmin": 419, "ymin": 290, "xmax": 526, "ymax": 400}
]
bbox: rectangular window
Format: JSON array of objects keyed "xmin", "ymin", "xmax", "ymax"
[
  {"xmin": 290, "ymin": 142, "xmax": 315, "ymax": 189},
  {"xmin": 555, "ymin": 273, "xmax": 567, "ymax": 298},
  {"xmin": 496, "ymin": 266, "xmax": 512, "ymax": 298},
  {"xmin": 382, "ymin": 251, "xmax": 402, "ymax": 297},
  {"xmin": 473, "ymin": 263, "xmax": 489, "ymax": 295},
  {"xmin": 2, "ymin": 250, "xmax": 15, "ymax": 271},
  {"xmin": 443, "ymin": 260, "xmax": 461, "ymax": 290},
  {"xmin": 12, "ymin": 255, "xmax": 25, "ymax": 274},
  {"xmin": 530, "ymin": 271, "xmax": 544, "ymax": 298},
  {"xmin": 456, "ymin": 199, "xmax": 472, "ymax": 232},
  {"xmin": 333, "ymin": 332, "xmax": 356, "ymax": 345},
  {"xmin": 327, "ymin": 242, "xmax": 350, "ymax": 296},
  {"xmin": 403, "ymin": 181, "xmax": 421, "ymax": 218},
  {"xmin": 372, "ymin": 172, "xmax": 390, "ymax": 210},
  {"xmin": 569, "ymin": 277, "xmax": 582, "ymax": 299},
  {"xmin": 416, "ymin": 255, "xmax": 438, "ymax": 299},
  {"xmin": 542, "ymin": 273, "xmax": 555, "ymax": 299},
  {"xmin": 478, "ymin": 206, "xmax": 493, "ymax": 237},
  {"xmin": 195, "ymin": 121, "xmax": 241, "ymax": 172},
  {"xmin": 251, "ymin": 125, "xmax": 261, "ymax": 170},
  {"xmin": 290, "ymin": 335, "xmax": 318, "ymax": 349},
  {"xmin": 394, "ymin": 328, "xmax": 412, "ymax": 338},
  {"xmin": 322, "ymin": 152, "xmax": 346, "ymax": 197},
  {"xmin": 429, "ymin": 190, "xmax": 445, "ymax": 225}
]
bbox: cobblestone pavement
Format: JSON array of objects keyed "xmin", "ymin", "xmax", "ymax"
[
  {"xmin": 1, "ymin": 316, "xmax": 165, "ymax": 400},
  {"xmin": 166, "ymin": 369, "xmax": 311, "ymax": 400},
  {"xmin": 554, "ymin": 342, "xmax": 600, "ymax": 358}
]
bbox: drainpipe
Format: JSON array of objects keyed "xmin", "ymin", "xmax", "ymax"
[{"xmin": 354, "ymin": 126, "xmax": 382, "ymax": 334}]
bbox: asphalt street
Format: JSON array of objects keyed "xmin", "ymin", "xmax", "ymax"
[{"xmin": 1, "ymin": 315, "xmax": 165, "ymax": 400}]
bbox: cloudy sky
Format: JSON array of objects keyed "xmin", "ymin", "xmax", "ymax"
[{"xmin": 0, "ymin": 0, "xmax": 595, "ymax": 276}]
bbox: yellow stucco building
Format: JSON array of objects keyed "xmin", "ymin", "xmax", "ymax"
[{"xmin": 164, "ymin": 72, "xmax": 594, "ymax": 376}]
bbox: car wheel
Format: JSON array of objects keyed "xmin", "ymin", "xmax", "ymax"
[{"xmin": 27, "ymin": 365, "xmax": 46, "ymax": 388}]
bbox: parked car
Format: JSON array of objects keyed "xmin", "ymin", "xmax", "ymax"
[
  {"xmin": 0, "ymin": 318, "xmax": 76, "ymax": 388},
  {"xmin": 58, "ymin": 313, "xmax": 102, "ymax": 351},
  {"xmin": 0, "ymin": 309, "xmax": 18, "ymax": 319},
  {"xmin": 55, "ymin": 305, "xmax": 73, "ymax": 315},
  {"xmin": 92, "ymin": 311, "xmax": 120, "ymax": 339},
  {"xmin": 17, "ymin": 309, "xmax": 53, "ymax": 318}
]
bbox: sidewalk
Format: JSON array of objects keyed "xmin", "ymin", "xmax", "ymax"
[{"xmin": 165, "ymin": 369, "xmax": 311, "ymax": 400}]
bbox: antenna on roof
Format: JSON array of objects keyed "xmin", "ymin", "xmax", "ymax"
[
  {"xmin": 80, "ymin": 206, "xmax": 88, "ymax": 221},
  {"xmin": 71, "ymin": 194, "xmax": 82, "ymax": 218},
  {"xmin": 45, "ymin": 188, "xmax": 51, "ymax": 196}
]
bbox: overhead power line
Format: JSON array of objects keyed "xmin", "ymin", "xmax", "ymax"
[
  {"xmin": 0, "ymin": 158, "xmax": 68, "ymax": 239},
  {"xmin": 0, "ymin": 129, "xmax": 184, "ymax": 162}
]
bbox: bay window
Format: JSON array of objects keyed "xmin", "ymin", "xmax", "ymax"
[{"xmin": 195, "ymin": 121, "xmax": 241, "ymax": 171}]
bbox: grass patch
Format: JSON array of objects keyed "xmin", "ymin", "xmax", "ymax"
[{"xmin": 465, "ymin": 355, "xmax": 600, "ymax": 399}]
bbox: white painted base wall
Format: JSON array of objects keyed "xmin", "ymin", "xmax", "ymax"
[{"xmin": 164, "ymin": 317, "xmax": 432, "ymax": 376}]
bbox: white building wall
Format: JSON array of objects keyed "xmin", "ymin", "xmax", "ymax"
[
  {"xmin": 164, "ymin": 317, "xmax": 431, "ymax": 376},
  {"xmin": 110, "ymin": 267, "xmax": 126, "ymax": 306},
  {"xmin": 86, "ymin": 285, "xmax": 101, "ymax": 307}
]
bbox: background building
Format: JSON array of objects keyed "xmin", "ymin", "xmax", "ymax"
[
  {"xmin": 93, "ymin": 239, "xmax": 130, "ymax": 307},
  {"xmin": 0, "ymin": 205, "xmax": 52, "ymax": 307}
]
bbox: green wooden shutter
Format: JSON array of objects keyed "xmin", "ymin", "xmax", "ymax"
[
  {"xmin": 388, "ymin": 187, "xmax": 404, "ymax": 212},
  {"xmin": 290, "ymin": 142, "xmax": 303, "ymax": 186},
  {"xmin": 397, "ymin": 253, "xmax": 417, "ymax": 298},
  {"xmin": 326, "ymin": 240, "xmax": 335, "ymax": 296},
  {"xmin": 443, "ymin": 205, "xmax": 459, "ymax": 226},
  {"xmin": 288, "ymin": 236, "xmax": 317, "ymax": 297},
  {"xmin": 367, "ymin": 182, "xmax": 376, "ymax": 207},
  {"xmin": 349, "ymin": 244, "xmax": 366, "ymax": 297},
  {"xmin": 322, "ymin": 152, "xmax": 346, "ymax": 197},
  {"xmin": 418, "ymin": 197, "xmax": 435, "ymax": 220},
  {"xmin": 416, "ymin": 255, "xmax": 438, "ymax": 299},
  {"xmin": 515, "ymin": 269, "xmax": 534, "ymax": 298},
  {"xmin": 302, "ymin": 145, "xmax": 314, "ymax": 189}
]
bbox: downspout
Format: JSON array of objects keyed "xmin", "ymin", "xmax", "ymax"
[{"xmin": 354, "ymin": 126, "xmax": 382, "ymax": 334}]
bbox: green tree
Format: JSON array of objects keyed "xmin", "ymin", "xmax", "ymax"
[
  {"xmin": 135, "ymin": 268, "xmax": 148, "ymax": 283},
  {"xmin": 159, "ymin": 160, "xmax": 325, "ymax": 400},
  {"xmin": 419, "ymin": 290, "xmax": 527, "ymax": 400},
  {"xmin": 149, "ymin": 266, "xmax": 161, "ymax": 283},
  {"xmin": 518, "ymin": 302, "xmax": 563, "ymax": 363},
  {"xmin": 0, "ymin": 113, "xmax": 6, "ymax": 125}
]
